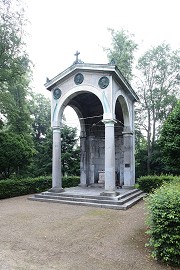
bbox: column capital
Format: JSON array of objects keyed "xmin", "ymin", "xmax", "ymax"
[
  {"xmin": 122, "ymin": 126, "xmax": 133, "ymax": 135},
  {"xmin": 102, "ymin": 119, "xmax": 117, "ymax": 125},
  {"xmin": 52, "ymin": 126, "xmax": 60, "ymax": 129}
]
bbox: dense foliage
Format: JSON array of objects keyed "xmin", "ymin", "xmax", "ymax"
[
  {"xmin": 0, "ymin": 131, "xmax": 34, "ymax": 178},
  {"xmin": 0, "ymin": 0, "xmax": 35, "ymax": 179},
  {"xmin": 104, "ymin": 28, "xmax": 138, "ymax": 81},
  {"xmin": 0, "ymin": 0, "xmax": 32, "ymax": 134},
  {"xmin": 159, "ymin": 101, "xmax": 180, "ymax": 175},
  {"xmin": 136, "ymin": 44, "xmax": 180, "ymax": 174},
  {"xmin": 137, "ymin": 175, "xmax": 179, "ymax": 193},
  {"xmin": 0, "ymin": 176, "xmax": 80, "ymax": 199},
  {"xmin": 25, "ymin": 93, "xmax": 80, "ymax": 178},
  {"xmin": 27, "ymin": 93, "xmax": 52, "ymax": 177},
  {"xmin": 61, "ymin": 125, "xmax": 80, "ymax": 176},
  {"xmin": 135, "ymin": 130, "xmax": 147, "ymax": 178},
  {"xmin": 105, "ymin": 29, "xmax": 180, "ymax": 177},
  {"xmin": 145, "ymin": 180, "xmax": 180, "ymax": 266}
]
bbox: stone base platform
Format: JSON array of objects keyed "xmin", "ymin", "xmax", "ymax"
[{"xmin": 29, "ymin": 186, "xmax": 145, "ymax": 210}]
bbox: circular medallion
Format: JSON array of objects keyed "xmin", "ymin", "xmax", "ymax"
[
  {"xmin": 98, "ymin": 76, "xmax": 109, "ymax": 89},
  {"xmin": 74, "ymin": 73, "xmax": 84, "ymax": 85},
  {"xmin": 53, "ymin": 88, "xmax": 61, "ymax": 100}
]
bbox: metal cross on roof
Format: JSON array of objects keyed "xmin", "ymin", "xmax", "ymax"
[
  {"xmin": 73, "ymin": 50, "xmax": 84, "ymax": 65},
  {"xmin": 74, "ymin": 50, "xmax": 80, "ymax": 63}
]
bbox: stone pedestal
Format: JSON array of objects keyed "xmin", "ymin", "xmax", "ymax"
[{"xmin": 98, "ymin": 171, "xmax": 105, "ymax": 184}]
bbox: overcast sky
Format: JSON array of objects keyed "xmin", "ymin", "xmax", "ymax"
[
  {"xmin": 25, "ymin": 0, "xmax": 180, "ymax": 94},
  {"xmin": 24, "ymin": 0, "xmax": 180, "ymax": 128}
]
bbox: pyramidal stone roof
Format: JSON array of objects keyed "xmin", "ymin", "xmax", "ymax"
[{"xmin": 44, "ymin": 62, "xmax": 139, "ymax": 102}]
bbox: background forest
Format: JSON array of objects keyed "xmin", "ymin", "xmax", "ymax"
[{"xmin": 0, "ymin": 0, "xmax": 179, "ymax": 180}]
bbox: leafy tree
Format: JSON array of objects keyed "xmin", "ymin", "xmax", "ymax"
[
  {"xmin": 0, "ymin": 131, "xmax": 34, "ymax": 179},
  {"xmin": 6, "ymin": 81, "xmax": 32, "ymax": 134},
  {"xmin": 29, "ymin": 93, "xmax": 51, "ymax": 141},
  {"xmin": 0, "ymin": 0, "xmax": 30, "ymax": 84},
  {"xmin": 28, "ymin": 129, "xmax": 53, "ymax": 177},
  {"xmin": 61, "ymin": 125, "xmax": 80, "ymax": 176},
  {"xmin": 104, "ymin": 28, "xmax": 138, "ymax": 81},
  {"xmin": 28, "ymin": 94, "xmax": 80, "ymax": 177},
  {"xmin": 0, "ymin": 0, "xmax": 32, "ymax": 133},
  {"xmin": 136, "ymin": 43, "xmax": 180, "ymax": 174},
  {"xmin": 159, "ymin": 101, "xmax": 180, "ymax": 175},
  {"xmin": 28, "ymin": 125, "xmax": 80, "ymax": 177},
  {"xmin": 135, "ymin": 129, "xmax": 147, "ymax": 178},
  {"xmin": 27, "ymin": 93, "xmax": 52, "ymax": 176},
  {"xmin": 0, "ymin": 0, "xmax": 36, "ymax": 179}
]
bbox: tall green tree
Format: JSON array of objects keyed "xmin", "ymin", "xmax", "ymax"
[
  {"xmin": 136, "ymin": 43, "xmax": 180, "ymax": 174},
  {"xmin": 159, "ymin": 101, "xmax": 180, "ymax": 175},
  {"xmin": 0, "ymin": 0, "xmax": 34, "ymax": 178},
  {"xmin": 0, "ymin": 0, "xmax": 30, "ymax": 84},
  {"xmin": 104, "ymin": 28, "xmax": 138, "ymax": 81},
  {"xmin": 27, "ymin": 93, "xmax": 52, "ymax": 176},
  {"xmin": 135, "ymin": 129, "xmax": 147, "ymax": 178},
  {"xmin": 61, "ymin": 125, "xmax": 80, "ymax": 176},
  {"xmin": 28, "ymin": 94, "xmax": 80, "ymax": 177},
  {"xmin": 29, "ymin": 93, "xmax": 51, "ymax": 141},
  {"xmin": 0, "ymin": 0, "xmax": 32, "ymax": 133},
  {"xmin": 0, "ymin": 131, "xmax": 34, "ymax": 179}
]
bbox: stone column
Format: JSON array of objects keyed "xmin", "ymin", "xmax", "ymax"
[
  {"xmin": 88, "ymin": 136, "xmax": 95, "ymax": 185},
  {"xmin": 122, "ymin": 127, "xmax": 135, "ymax": 188},
  {"xmin": 50, "ymin": 126, "xmax": 64, "ymax": 193},
  {"xmin": 79, "ymin": 136, "xmax": 87, "ymax": 187},
  {"xmin": 103, "ymin": 119, "xmax": 116, "ymax": 195}
]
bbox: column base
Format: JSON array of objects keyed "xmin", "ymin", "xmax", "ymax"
[
  {"xmin": 49, "ymin": 186, "xmax": 64, "ymax": 193},
  {"xmin": 78, "ymin": 183, "xmax": 88, "ymax": 188}
]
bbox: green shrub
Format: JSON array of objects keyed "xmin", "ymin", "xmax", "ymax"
[
  {"xmin": 0, "ymin": 176, "xmax": 80, "ymax": 199},
  {"xmin": 145, "ymin": 181, "xmax": 180, "ymax": 266},
  {"xmin": 62, "ymin": 176, "xmax": 80, "ymax": 188},
  {"xmin": 137, "ymin": 175, "xmax": 179, "ymax": 193}
]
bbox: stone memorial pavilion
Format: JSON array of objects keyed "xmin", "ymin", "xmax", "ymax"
[
  {"xmin": 46, "ymin": 52, "xmax": 138, "ymax": 193},
  {"xmin": 30, "ymin": 53, "xmax": 144, "ymax": 209}
]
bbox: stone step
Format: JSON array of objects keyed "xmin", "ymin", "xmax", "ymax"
[
  {"xmin": 42, "ymin": 188, "xmax": 141, "ymax": 201},
  {"xmin": 117, "ymin": 190, "xmax": 143, "ymax": 204},
  {"xmin": 34, "ymin": 194, "xmax": 118, "ymax": 205},
  {"xmin": 33, "ymin": 190, "xmax": 143, "ymax": 205},
  {"xmin": 29, "ymin": 189, "xmax": 145, "ymax": 210},
  {"xmin": 43, "ymin": 191, "xmax": 116, "ymax": 201},
  {"xmin": 29, "ymin": 194, "xmax": 144, "ymax": 210},
  {"xmin": 116, "ymin": 189, "xmax": 142, "ymax": 200},
  {"xmin": 123, "ymin": 194, "xmax": 145, "ymax": 210}
]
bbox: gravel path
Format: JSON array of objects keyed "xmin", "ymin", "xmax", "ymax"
[{"xmin": 0, "ymin": 195, "xmax": 178, "ymax": 270}]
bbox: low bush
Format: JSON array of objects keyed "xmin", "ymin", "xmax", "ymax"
[
  {"xmin": 137, "ymin": 175, "xmax": 179, "ymax": 193},
  {"xmin": 145, "ymin": 180, "xmax": 180, "ymax": 266},
  {"xmin": 0, "ymin": 176, "xmax": 80, "ymax": 199},
  {"xmin": 62, "ymin": 176, "xmax": 80, "ymax": 188}
]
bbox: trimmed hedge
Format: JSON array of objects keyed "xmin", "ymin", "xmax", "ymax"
[
  {"xmin": 0, "ymin": 176, "xmax": 80, "ymax": 199},
  {"xmin": 145, "ymin": 180, "xmax": 180, "ymax": 266},
  {"xmin": 62, "ymin": 176, "xmax": 80, "ymax": 188},
  {"xmin": 137, "ymin": 175, "xmax": 180, "ymax": 193}
]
